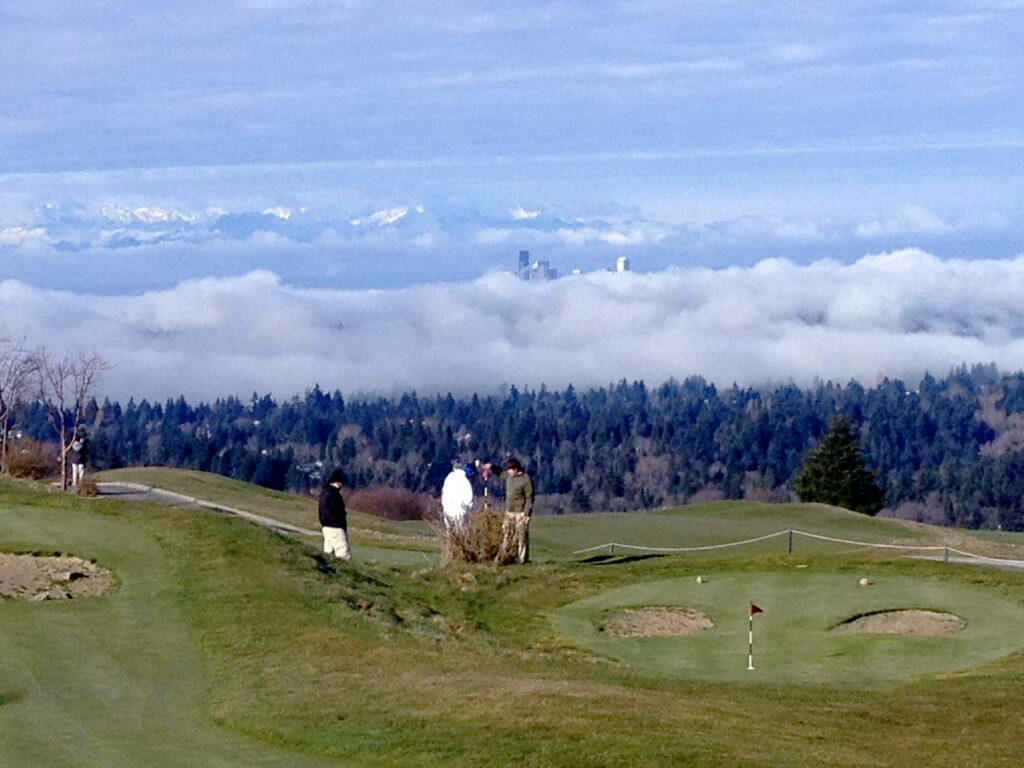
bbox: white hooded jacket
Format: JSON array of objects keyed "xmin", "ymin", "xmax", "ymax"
[{"xmin": 441, "ymin": 468, "xmax": 474, "ymax": 523}]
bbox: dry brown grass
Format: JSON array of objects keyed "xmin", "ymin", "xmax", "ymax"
[
  {"xmin": 430, "ymin": 502, "xmax": 525, "ymax": 565},
  {"xmin": 3, "ymin": 439, "xmax": 57, "ymax": 479},
  {"xmin": 76, "ymin": 474, "xmax": 100, "ymax": 497}
]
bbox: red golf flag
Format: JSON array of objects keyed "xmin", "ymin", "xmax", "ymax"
[{"xmin": 749, "ymin": 603, "xmax": 763, "ymax": 616}]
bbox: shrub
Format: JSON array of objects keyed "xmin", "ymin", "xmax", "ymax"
[
  {"xmin": 346, "ymin": 485, "xmax": 433, "ymax": 521},
  {"xmin": 76, "ymin": 474, "xmax": 100, "ymax": 497},
  {"xmin": 4, "ymin": 439, "xmax": 57, "ymax": 480},
  {"xmin": 429, "ymin": 500, "xmax": 522, "ymax": 565}
]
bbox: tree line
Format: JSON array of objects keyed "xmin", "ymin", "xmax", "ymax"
[{"xmin": 6, "ymin": 357, "xmax": 1024, "ymax": 529}]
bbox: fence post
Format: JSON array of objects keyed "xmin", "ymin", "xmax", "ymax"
[
  {"xmin": 787, "ymin": 528, "xmax": 793, "ymax": 555},
  {"xmin": 609, "ymin": 542, "xmax": 615, "ymax": 557},
  {"xmin": 944, "ymin": 546, "xmax": 949, "ymax": 563}
]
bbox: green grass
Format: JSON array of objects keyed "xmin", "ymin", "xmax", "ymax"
[
  {"xmin": 0, "ymin": 482, "xmax": 339, "ymax": 767},
  {"xmin": 968, "ymin": 528, "xmax": 1024, "ymax": 544},
  {"xmin": 96, "ymin": 467, "xmax": 436, "ymax": 554},
  {"xmin": 551, "ymin": 564, "xmax": 1024, "ymax": 682},
  {"xmin": 4, "ymin": 475, "xmax": 1024, "ymax": 766},
  {"xmin": 532, "ymin": 500, "xmax": 950, "ymax": 561}
]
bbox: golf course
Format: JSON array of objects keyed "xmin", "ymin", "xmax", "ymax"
[{"xmin": 3, "ymin": 469, "xmax": 1024, "ymax": 766}]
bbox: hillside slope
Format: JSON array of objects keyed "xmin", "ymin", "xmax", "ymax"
[{"xmin": 5, "ymin": 476, "xmax": 1024, "ymax": 765}]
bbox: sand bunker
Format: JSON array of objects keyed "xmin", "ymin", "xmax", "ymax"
[
  {"xmin": 603, "ymin": 607, "xmax": 714, "ymax": 638},
  {"xmin": 0, "ymin": 553, "xmax": 113, "ymax": 601},
  {"xmin": 831, "ymin": 610, "xmax": 964, "ymax": 637}
]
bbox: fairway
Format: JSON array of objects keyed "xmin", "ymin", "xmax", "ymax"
[
  {"xmin": 551, "ymin": 567, "xmax": 1024, "ymax": 682},
  {"xmin": 0, "ymin": 491, "xmax": 341, "ymax": 767}
]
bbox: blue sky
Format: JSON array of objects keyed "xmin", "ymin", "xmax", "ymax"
[{"xmin": 2, "ymin": 1, "xmax": 1024, "ymax": 397}]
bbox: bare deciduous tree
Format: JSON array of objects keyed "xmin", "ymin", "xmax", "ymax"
[
  {"xmin": 32, "ymin": 349, "xmax": 111, "ymax": 490},
  {"xmin": 0, "ymin": 335, "xmax": 32, "ymax": 472}
]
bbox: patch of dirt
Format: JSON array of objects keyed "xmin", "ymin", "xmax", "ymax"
[
  {"xmin": 602, "ymin": 606, "xmax": 714, "ymax": 638},
  {"xmin": 0, "ymin": 553, "xmax": 113, "ymax": 601},
  {"xmin": 831, "ymin": 609, "xmax": 964, "ymax": 637}
]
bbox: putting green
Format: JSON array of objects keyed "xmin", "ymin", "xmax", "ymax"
[{"xmin": 550, "ymin": 568, "xmax": 1024, "ymax": 683}]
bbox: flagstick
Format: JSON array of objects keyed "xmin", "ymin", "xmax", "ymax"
[{"xmin": 747, "ymin": 612, "xmax": 755, "ymax": 671}]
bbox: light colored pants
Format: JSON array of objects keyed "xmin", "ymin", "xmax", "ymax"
[
  {"xmin": 323, "ymin": 526, "xmax": 350, "ymax": 560},
  {"xmin": 502, "ymin": 513, "xmax": 531, "ymax": 564},
  {"xmin": 71, "ymin": 464, "xmax": 85, "ymax": 487}
]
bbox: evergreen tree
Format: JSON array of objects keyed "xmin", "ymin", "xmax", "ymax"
[{"xmin": 793, "ymin": 416, "xmax": 885, "ymax": 515}]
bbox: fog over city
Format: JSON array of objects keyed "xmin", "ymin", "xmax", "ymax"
[{"xmin": 3, "ymin": 249, "xmax": 1022, "ymax": 401}]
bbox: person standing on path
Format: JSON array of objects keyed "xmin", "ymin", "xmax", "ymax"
[
  {"xmin": 487, "ymin": 458, "xmax": 535, "ymax": 564},
  {"xmin": 319, "ymin": 469, "xmax": 350, "ymax": 561}
]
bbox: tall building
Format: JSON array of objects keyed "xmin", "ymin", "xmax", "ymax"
[
  {"xmin": 531, "ymin": 260, "xmax": 557, "ymax": 280},
  {"xmin": 616, "ymin": 256, "xmax": 631, "ymax": 272},
  {"xmin": 518, "ymin": 250, "xmax": 530, "ymax": 279},
  {"xmin": 515, "ymin": 250, "xmax": 558, "ymax": 280}
]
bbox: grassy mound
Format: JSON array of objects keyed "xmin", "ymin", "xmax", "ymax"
[{"xmin": 3, "ymin": 476, "xmax": 1024, "ymax": 766}]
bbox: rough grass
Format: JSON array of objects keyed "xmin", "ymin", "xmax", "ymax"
[{"xmin": 3, "ymin": 477, "xmax": 1024, "ymax": 766}]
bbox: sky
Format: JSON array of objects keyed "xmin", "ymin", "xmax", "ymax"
[{"xmin": 2, "ymin": 1, "xmax": 1024, "ymax": 399}]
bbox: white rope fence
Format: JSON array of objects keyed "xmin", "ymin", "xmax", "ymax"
[
  {"xmin": 791, "ymin": 530, "xmax": 945, "ymax": 551},
  {"xmin": 572, "ymin": 530, "xmax": 788, "ymax": 555},
  {"xmin": 573, "ymin": 528, "xmax": 1024, "ymax": 569}
]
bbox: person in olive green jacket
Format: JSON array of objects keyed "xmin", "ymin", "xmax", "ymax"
[{"xmin": 486, "ymin": 457, "xmax": 535, "ymax": 564}]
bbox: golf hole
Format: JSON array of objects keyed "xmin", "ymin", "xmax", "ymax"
[
  {"xmin": 831, "ymin": 609, "xmax": 965, "ymax": 637},
  {"xmin": 0, "ymin": 552, "xmax": 114, "ymax": 601},
  {"xmin": 602, "ymin": 606, "xmax": 714, "ymax": 638}
]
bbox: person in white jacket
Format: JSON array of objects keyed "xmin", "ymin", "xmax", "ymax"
[{"xmin": 441, "ymin": 463, "xmax": 476, "ymax": 528}]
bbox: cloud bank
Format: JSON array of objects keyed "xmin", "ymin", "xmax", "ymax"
[{"xmin": 4, "ymin": 249, "xmax": 1024, "ymax": 401}]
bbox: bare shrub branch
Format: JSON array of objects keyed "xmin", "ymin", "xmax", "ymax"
[
  {"xmin": 0, "ymin": 334, "xmax": 32, "ymax": 472},
  {"xmin": 31, "ymin": 349, "xmax": 111, "ymax": 490}
]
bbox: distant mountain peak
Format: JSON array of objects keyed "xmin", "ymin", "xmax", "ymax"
[
  {"xmin": 99, "ymin": 205, "xmax": 205, "ymax": 225},
  {"xmin": 349, "ymin": 205, "xmax": 424, "ymax": 227}
]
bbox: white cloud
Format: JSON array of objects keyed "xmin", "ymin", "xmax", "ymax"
[
  {"xmin": 853, "ymin": 205, "xmax": 952, "ymax": 238},
  {"xmin": 0, "ymin": 226, "xmax": 48, "ymax": 246},
  {"xmin": 5, "ymin": 250, "xmax": 1024, "ymax": 402},
  {"xmin": 555, "ymin": 226, "xmax": 660, "ymax": 246},
  {"xmin": 474, "ymin": 220, "xmax": 670, "ymax": 248}
]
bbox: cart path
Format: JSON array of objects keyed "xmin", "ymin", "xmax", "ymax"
[{"xmin": 97, "ymin": 482, "xmax": 319, "ymax": 537}]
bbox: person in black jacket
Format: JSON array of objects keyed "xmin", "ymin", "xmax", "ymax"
[
  {"xmin": 319, "ymin": 469, "xmax": 350, "ymax": 561},
  {"xmin": 68, "ymin": 433, "xmax": 88, "ymax": 488}
]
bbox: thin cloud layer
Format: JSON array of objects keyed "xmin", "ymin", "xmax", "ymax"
[
  {"xmin": 0, "ymin": 197, "xmax": 1015, "ymax": 293},
  {"xmin": 3, "ymin": 250, "xmax": 1024, "ymax": 401}
]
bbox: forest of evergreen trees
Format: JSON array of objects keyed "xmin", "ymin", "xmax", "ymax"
[{"xmin": 12, "ymin": 363, "xmax": 1024, "ymax": 530}]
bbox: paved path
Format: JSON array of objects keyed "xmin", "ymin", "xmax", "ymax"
[
  {"xmin": 97, "ymin": 482, "xmax": 319, "ymax": 537},
  {"xmin": 910, "ymin": 552, "xmax": 1024, "ymax": 572}
]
